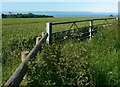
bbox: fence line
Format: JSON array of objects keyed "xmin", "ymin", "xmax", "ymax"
[
  {"xmin": 51, "ymin": 18, "xmax": 115, "ymax": 25},
  {"xmin": 46, "ymin": 17, "xmax": 116, "ymax": 44},
  {"xmin": 4, "ymin": 33, "xmax": 48, "ymax": 87}
]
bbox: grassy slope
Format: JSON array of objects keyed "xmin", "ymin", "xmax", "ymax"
[
  {"xmin": 2, "ymin": 17, "xmax": 116, "ymax": 85},
  {"xmin": 65, "ymin": 24, "xmax": 118, "ymax": 86},
  {"xmin": 2, "ymin": 17, "xmax": 90, "ymax": 85},
  {"xmin": 27, "ymin": 24, "xmax": 118, "ymax": 86}
]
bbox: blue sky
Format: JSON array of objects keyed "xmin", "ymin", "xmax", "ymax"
[
  {"xmin": 2, "ymin": 2, "xmax": 118, "ymax": 13},
  {"xmin": 2, "ymin": 0, "xmax": 120, "ymax": 2}
]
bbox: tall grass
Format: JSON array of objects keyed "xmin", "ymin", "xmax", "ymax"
[
  {"xmin": 2, "ymin": 17, "xmax": 90, "ymax": 85},
  {"xmin": 27, "ymin": 23, "xmax": 118, "ymax": 86},
  {"xmin": 2, "ymin": 17, "xmax": 116, "ymax": 86}
]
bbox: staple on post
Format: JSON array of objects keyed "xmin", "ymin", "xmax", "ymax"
[
  {"xmin": 36, "ymin": 37, "xmax": 41, "ymax": 45},
  {"xmin": 21, "ymin": 51, "xmax": 29, "ymax": 62}
]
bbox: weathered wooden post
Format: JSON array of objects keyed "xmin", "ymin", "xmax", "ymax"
[
  {"xmin": 89, "ymin": 20, "xmax": 93, "ymax": 40},
  {"xmin": 36, "ymin": 37, "xmax": 41, "ymax": 45},
  {"xmin": 21, "ymin": 51, "xmax": 29, "ymax": 83},
  {"xmin": 46, "ymin": 22, "xmax": 52, "ymax": 45},
  {"xmin": 21, "ymin": 51, "xmax": 29, "ymax": 62},
  {"xmin": 36, "ymin": 32, "xmax": 45, "ymax": 45}
]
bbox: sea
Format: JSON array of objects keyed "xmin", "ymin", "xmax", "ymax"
[{"xmin": 2, "ymin": 11, "xmax": 117, "ymax": 18}]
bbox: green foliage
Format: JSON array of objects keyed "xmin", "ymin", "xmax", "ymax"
[
  {"xmin": 2, "ymin": 13, "xmax": 54, "ymax": 18},
  {"xmin": 89, "ymin": 24, "xmax": 118, "ymax": 86},
  {"xmin": 2, "ymin": 17, "xmax": 117, "ymax": 86},
  {"xmin": 2, "ymin": 17, "xmax": 90, "ymax": 85},
  {"xmin": 27, "ymin": 44, "xmax": 93, "ymax": 86},
  {"xmin": 27, "ymin": 24, "xmax": 118, "ymax": 86}
]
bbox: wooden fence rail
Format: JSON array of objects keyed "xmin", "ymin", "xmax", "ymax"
[
  {"xmin": 4, "ymin": 33, "xmax": 48, "ymax": 87},
  {"xmin": 51, "ymin": 18, "xmax": 115, "ymax": 25}
]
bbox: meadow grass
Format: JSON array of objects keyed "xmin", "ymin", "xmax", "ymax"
[
  {"xmin": 2, "ymin": 17, "xmax": 116, "ymax": 86},
  {"xmin": 2, "ymin": 17, "xmax": 91, "ymax": 85},
  {"xmin": 27, "ymin": 24, "xmax": 118, "ymax": 86}
]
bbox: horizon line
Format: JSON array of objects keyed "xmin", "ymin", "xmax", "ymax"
[{"xmin": 2, "ymin": 11, "xmax": 118, "ymax": 13}]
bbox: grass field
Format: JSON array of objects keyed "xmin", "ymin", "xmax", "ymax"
[
  {"xmin": 2, "ymin": 17, "xmax": 91, "ymax": 85},
  {"xmin": 2, "ymin": 17, "xmax": 118, "ymax": 86},
  {"xmin": 26, "ymin": 24, "xmax": 118, "ymax": 86}
]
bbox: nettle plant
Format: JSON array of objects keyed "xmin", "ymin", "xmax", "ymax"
[{"xmin": 27, "ymin": 44, "xmax": 94, "ymax": 86}]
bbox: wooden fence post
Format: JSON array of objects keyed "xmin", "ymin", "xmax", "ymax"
[
  {"xmin": 21, "ymin": 51, "xmax": 29, "ymax": 83},
  {"xmin": 36, "ymin": 37, "xmax": 41, "ymax": 45},
  {"xmin": 89, "ymin": 20, "xmax": 93, "ymax": 40},
  {"xmin": 46, "ymin": 22, "xmax": 52, "ymax": 45},
  {"xmin": 21, "ymin": 51, "xmax": 29, "ymax": 62}
]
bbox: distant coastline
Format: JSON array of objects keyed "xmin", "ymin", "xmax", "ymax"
[{"xmin": 2, "ymin": 11, "xmax": 117, "ymax": 18}]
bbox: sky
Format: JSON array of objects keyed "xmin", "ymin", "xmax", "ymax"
[
  {"xmin": 2, "ymin": 0, "xmax": 120, "ymax": 2},
  {"xmin": 1, "ymin": 1, "xmax": 119, "ymax": 13}
]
